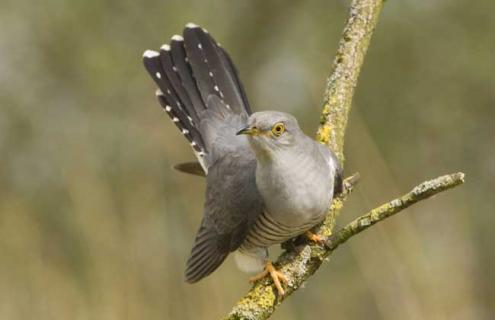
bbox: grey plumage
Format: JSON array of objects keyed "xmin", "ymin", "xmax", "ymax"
[{"xmin": 142, "ymin": 24, "xmax": 343, "ymax": 284}]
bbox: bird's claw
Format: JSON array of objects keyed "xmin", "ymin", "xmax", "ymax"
[
  {"xmin": 249, "ymin": 261, "xmax": 288, "ymax": 296},
  {"xmin": 305, "ymin": 231, "xmax": 327, "ymax": 245}
]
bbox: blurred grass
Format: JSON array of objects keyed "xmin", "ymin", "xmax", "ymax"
[{"xmin": 0, "ymin": 0, "xmax": 494, "ymax": 319}]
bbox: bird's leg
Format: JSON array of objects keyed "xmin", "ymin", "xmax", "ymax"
[
  {"xmin": 249, "ymin": 261, "xmax": 288, "ymax": 296},
  {"xmin": 305, "ymin": 230, "xmax": 327, "ymax": 245}
]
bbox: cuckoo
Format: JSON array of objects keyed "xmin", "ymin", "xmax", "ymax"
[{"xmin": 142, "ymin": 23, "xmax": 343, "ymax": 296}]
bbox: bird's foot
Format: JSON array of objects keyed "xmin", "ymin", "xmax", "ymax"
[
  {"xmin": 249, "ymin": 261, "xmax": 288, "ymax": 296},
  {"xmin": 305, "ymin": 231, "xmax": 327, "ymax": 246}
]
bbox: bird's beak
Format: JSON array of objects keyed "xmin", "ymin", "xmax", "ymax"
[{"xmin": 236, "ymin": 126, "xmax": 259, "ymax": 136}]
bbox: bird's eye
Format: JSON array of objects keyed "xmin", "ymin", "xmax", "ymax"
[{"xmin": 271, "ymin": 122, "xmax": 285, "ymax": 137}]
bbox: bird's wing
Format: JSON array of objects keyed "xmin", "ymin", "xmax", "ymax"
[
  {"xmin": 143, "ymin": 24, "xmax": 263, "ymax": 282},
  {"xmin": 185, "ymin": 150, "xmax": 262, "ymax": 283},
  {"xmin": 317, "ymin": 143, "xmax": 344, "ymax": 197},
  {"xmin": 330, "ymin": 151, "xmax": 344, "ymax": 196}
]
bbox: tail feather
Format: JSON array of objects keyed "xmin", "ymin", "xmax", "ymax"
[
  {"xmin": 217, "ymin": 46, "xmax": 252, "ymax": 114},
  {"xmin": 192, "ymin": 29, "xmax": 246, "ymax": 114},
  {"xmin": 169, "ymin": 36, "xmax": 206, "ymax": 115},
  {"xmin": 159, "ymin": 44, "xmax": 199, "ymax": 124},
  {"xmin": 182, "ymin": 26, "xmax": 218, "ymax": 106},
  {"xmin": 155, "ymin": 92, "xmax": 205, "ymax": 153},
  {"xmin": 143, "ymin": 23, "xmax": 252, "ymax": 173}
]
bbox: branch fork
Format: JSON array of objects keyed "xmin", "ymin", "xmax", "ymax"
[{"xmin": 224, "ymin": 0, "xmax": 465, "ymax": 318}]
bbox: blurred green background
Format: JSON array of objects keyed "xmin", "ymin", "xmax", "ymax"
[{"xmin": 1, "ymin": 0, "xmax": 494, "ymax": 319}]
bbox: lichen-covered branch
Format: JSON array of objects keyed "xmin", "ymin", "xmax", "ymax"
[
  {"xmin": 224, "ymin": 0, "xmax": 385, "ymax": 319},
  {"xmin": 316, "ymin": 0, "xmax": 385, "ymax": 163},
  {"xmin": 324, "ymin": 172, "xmax": 465, "ymax": 251},
  {"xmin": 225, "ymin": 173, "xmax": 465, "ymax": 320},
  {"xmin": 221, "ymin": 1, "xmax": 467, "ymax": 320}
]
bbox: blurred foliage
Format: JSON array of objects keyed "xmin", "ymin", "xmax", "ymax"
[{"xmin": 0, "ymin": 0, "xmax": 494, "ymax": 319}]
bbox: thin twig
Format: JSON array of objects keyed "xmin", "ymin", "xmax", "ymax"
[{"xmin": 325, "ymin": 172, "xmax": 466, "ymax": 250}]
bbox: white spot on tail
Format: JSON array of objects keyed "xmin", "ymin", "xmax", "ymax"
[
  {"xmin": 197, "ymin": 43, "xmax": 203, "ymax": 50},
  {"xmin": 155, "ymin": 72, "xmax": 161, "ymax": 79},
  {"xmin": 171, "ymin": 35, "xmax": 183, "ymax": 41},
  {"xmin": 172, "ymin": 66, "xmax": 178, "ymax": 72},
  {"xmin": 166, "ymin": 89, "xmax": 171, "ymax": 94},
  {"xmin": 182, "ymin": 129, "xmax": 189, "ymax": 134},
  {"xmin": 209, "ymin": 71, "xmax": 214, "ymax": 77},
  {"xmin": 155, "ymin": 89, "xmax": 163, "ymax": 96},
  {"xmin": 214, "ymin": 85, "xmax": 219, "ymax": 92},
  {"xmin": 186, "ymin": 22, "xmax": 199, "ymax": 29},
  {"xmin": 190, "ymin": 141, "xmax": 196, "ymax": 147},
  {"xmin": 165, "ymin": 106, "xmax": 172, "ymax": 112},
  {"xmin": 143, "ymin": 50, "xmax": 159, "ymax": 58},
  {"xmin": 160, "ymin": 44, "xmax": 170, "ymax": 51},
  {"xmin": 226, "ymin": 104, "xmax": 231, "ymax": 109},
  {"xmin": 172, "ymin": 117, "xmax": 179, "ymax": 122},
  {"xmin": 185, "ymin": 57, "xmax": 189, "ymax": 62}
]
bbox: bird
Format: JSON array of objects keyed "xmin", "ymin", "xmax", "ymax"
[{"xmin": 142, "ymin": 23, "xmax": 343, "ymax": 296}]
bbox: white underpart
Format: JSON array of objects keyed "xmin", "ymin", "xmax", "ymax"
[{"xmin": 234, "ymin": 251, "xmax": 265, "ymax": 273}]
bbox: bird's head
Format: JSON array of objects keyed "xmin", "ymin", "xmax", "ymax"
[{"xmin": 236, "ymin": 111, "xmax": 302, "ymax": 155}]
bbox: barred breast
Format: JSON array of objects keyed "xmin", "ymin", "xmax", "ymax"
[{"xmin": 240, "ymin": 209, "xmax": 323, "ymax": 250}]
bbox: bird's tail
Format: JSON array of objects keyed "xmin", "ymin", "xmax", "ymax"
[{"xmin": 143, "ymin": 23, "xmax": 252, "ymax": 173}]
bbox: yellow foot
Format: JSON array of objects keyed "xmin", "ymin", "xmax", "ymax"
[
  {"xmin": 305, "ymin": 231, "xmax": 326, "ymax": 245},
  {"xmin": 249, "ymin": 261, "xmax": 288, "ymax": 296}
]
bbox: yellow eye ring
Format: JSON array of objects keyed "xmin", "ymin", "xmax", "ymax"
[{"xmin": 271, "ymin": 122, "xmax": 285, "ymax": 136}]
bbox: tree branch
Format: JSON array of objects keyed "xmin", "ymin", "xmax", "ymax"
[
  {"xmin": 324, "ymin": 172, "xmax": 465, "ymax": 251},
  {"xmin": 223, "ymin": 1, "xmax": 465, "ymax": 319},
  {"xmin": 316, "ymin": 0, "xmax": 385, "ymax": 163}
]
